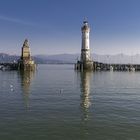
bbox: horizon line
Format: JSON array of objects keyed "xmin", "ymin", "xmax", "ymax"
[{"xmin": 1, "ymin": 52, "xmax": 140, "ymax": 56}]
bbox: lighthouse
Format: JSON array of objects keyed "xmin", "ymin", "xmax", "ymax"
[
  {"xmin": 21, "ymin": 39, "xmax": 31, "ymax": 61},
  {"xmin": 81, "ymin": 20, "xmax": 91, "ymax": 62},
  {"xmin": 18, "ymin": 39, "xmax": 36, "ymax": 71},
  {"xmin": 75, "ymin": 20, "xmax": 93, "ymax": 70}
]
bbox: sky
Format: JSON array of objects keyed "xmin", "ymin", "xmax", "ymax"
[{"xmin": 0, "ymin": 0, "xmax": 140, "ymax": 55}]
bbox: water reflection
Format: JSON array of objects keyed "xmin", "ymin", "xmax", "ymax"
[
  {"xmin": 77, "ymin": 71, "xmax": 92, "ymax": 121},
  {"xmin": 19, "ymin": 70, "xmax": 35, "ymax": 108}
]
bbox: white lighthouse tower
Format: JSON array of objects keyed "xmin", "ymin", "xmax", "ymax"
[
  {"xmin": 75, "ymin": 20, "xmax": 93, "ymax": 70},
  {"xmin": 81, "ymin": 20, "xmax": 91, "ymax": 62}
]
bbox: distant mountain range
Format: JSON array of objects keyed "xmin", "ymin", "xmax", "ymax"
[
  {"xmin": 0, "ymin": 53, "xmax": 19, "ymax": 63},
  {"xmin": 1, "ymin": 53, "xmax": 140, "ymax": 64}
]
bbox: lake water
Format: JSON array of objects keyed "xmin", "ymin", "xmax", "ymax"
[{"xmin": 0, "ymin": 64, "xmax": 140, "ymax": 140}]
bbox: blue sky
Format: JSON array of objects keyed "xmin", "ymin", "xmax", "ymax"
[{"xmin": 0, "ymin": 0, "xmax": 140, "ymax": 55}]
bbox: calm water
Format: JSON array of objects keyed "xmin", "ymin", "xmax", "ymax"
[{"xmin": 0, "ymin": 64, "xmax": 140, "ymax": 140}]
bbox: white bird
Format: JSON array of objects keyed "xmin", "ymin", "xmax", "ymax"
[{"xmin": 10, "ymin": 84, "xmax": 13, "ymax": 88}]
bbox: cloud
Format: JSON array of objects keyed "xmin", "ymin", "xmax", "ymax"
[{"xmin": 0, "ymin": 15, "xmax": 35, "ymax": 26}]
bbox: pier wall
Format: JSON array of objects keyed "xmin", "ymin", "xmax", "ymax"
[
  {"xmin": 94, "ymin": 61, "xmax": 140, "ymax": 71},
  {"xmin": 0, "ymin": 63, "xmax": 36, "ymax": 71},
  {"xmin": 75, "ymin": 61, "xmax": 140, "ymax": 71},
  {"xmin": 75, "ymin": 61, "xmax": 94, "ymax": 71},
  {"xmin": 0, "ymin": 63, "xmax": 18, "ymax": 70},
  {"xmin": 18, "ymin": 63, "xmax": 36, "ymax": 71}
]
